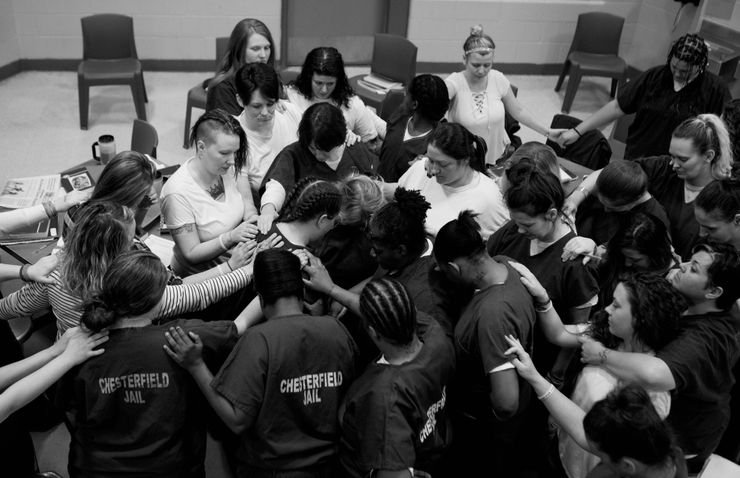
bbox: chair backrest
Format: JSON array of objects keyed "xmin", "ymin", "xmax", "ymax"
[
  {"xmin": 131, "ymin": 119, "xmax": 159, "ymax": 157},
  {"xmin": 570, "ymin": 12, "xmax": 624, "ymax": 56},
  {"xmin": 215, "ymin": 37, "xmax": 230, "ymax": 67},
  {"xmin": 371, "ymin": 34, "xmax": 417, "ymax": 85},
  {"xmin": 81, "ymin": 14, "xmax": 138, "ymax": 60}
]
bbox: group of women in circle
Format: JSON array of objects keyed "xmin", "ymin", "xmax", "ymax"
[{"xmin": 1, "ymin": 15, "xmax": 740, "ymax": 478}]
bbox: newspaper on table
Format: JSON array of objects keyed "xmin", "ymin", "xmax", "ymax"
[{"xmin": 0, "ymin": 175, "xmax": 61, "ymax": 209}]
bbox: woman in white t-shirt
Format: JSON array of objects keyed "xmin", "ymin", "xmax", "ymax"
[
  {"xmin": 395, "ymin": 122, "xmax": 509, "ymax": 239},
  {"xmin": 233, "ymin": 63, "xmax": 301, "ymax": 204},
  {"xmin": 446, "ymin": 25, "xmax": 555, "ymax": 165},
  {"xmin": 161, "ymin": 110, "xmax": 259, "ymax": 276},
  {"xmin": 286, "ymin": 46, "xmax": 384, "ymax": 146}
]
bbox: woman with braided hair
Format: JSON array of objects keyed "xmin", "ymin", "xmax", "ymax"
[
  {"xmin": 337, "ymin": 277, "xmax": 455, "ymax": 478},
  {"xmin": 554, "ymin": 33, "xmax": 730, "ymax": 159},
  {"xmin": 395, "ymin": 122, "xmax": 509, "ymax": 239},
  {"xmin": 254, "ymin": 176, "xmax": 341, "ymax": 252},
  {"xmin": 368, "ymin": 187, "xmax": 468, "ymax": 335},
  {"xmin": 379, "ymin": 74, "xmax": 450, "ymax": 182}
]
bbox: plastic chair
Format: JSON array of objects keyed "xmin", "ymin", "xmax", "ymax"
[
  {"xmin": 78, "ymin": 14, "xmax": 147, "ymax": 129},
  {"xmin": 183, "ymin": 37, "xmax": 229, "ymax": 148},
  {"xmin": 349, "ymin": 34, "xmax": 417, "ymax": 111},
  {"xmin": 554, "ymin": 12, "xmax": 628, "ymax": 114},
  {"xmin": 131, "ymin": 119, "xmax": 159, "ymax": 157}
]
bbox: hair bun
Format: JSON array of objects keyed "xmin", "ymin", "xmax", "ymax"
[{"xmin": 470, "ymin": 25, "xmax": 484, "ymax": 37}]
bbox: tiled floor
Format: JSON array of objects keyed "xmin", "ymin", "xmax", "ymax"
[{"xmin": 0, "ymin": 68, "xmax": 619, "ymax": 186}]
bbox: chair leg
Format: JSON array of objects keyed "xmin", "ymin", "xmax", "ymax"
[
  {"xmin": 78, "ymin": 77, "xmax": 89, "ymax": 130},
  {"xmin": 130, "ymin": 81, "xmax": 147, "ymax": 121},
  {"xmin": 561, "ymin": 66, "xmax": 581, "ymax": 113},
  {"xmin": 555, "ymin": 60, "xmax": 571, "ymax": 92},
  {"xmin": 184, "ymin": 102, "xmax": 193, "ymax": 149},
  {"xmin": 139, "ymin": 73, "xmax": 148, "ymax": 103}
]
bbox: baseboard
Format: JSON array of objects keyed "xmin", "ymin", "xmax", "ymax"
[
  {"xmin": 417, "ymin": 62, "xmax": 565, "ymax": 75},
  {"xmin": 17, "ymin": 58, "xmax": 217, "ymax": 73},
  {"xmin": 1, "ymin": 58, "xmax": 643, "ymax": 78},
  {"xmin": 0, "ymin": 60, "xmax": 22, "ymax": 82}
]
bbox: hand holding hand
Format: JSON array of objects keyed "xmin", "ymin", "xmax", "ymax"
[
  {"xmin": 508, "ymin": 261, "xmax": 550, "ymax": 303},
  {"xmin": 578, "ymin": 335, "xmax": 607, "ymax": 365},
  {"xmin": 163, "ymin": 326, "xmax": 204, "ymax": 371},
  {"xmin": 345, "ymin": 130, "xmax": 361, "ymax": 147},
  {"xmin": 301, "ymin": 252, "xmax": 336, "ymax": 296},
  {"xmin": 504, "ymin": 335, "xmax": 542, "ymax": 384},
  {"xmin": 547, "ymin": 128, "xmax": 568, "ymax": 144},
  {"xmin": 54, "ymin": 189, "xmax": 92, "ymax": 213},
  {"xmin": 59, "ymin": 327, "xmax": 109, "ymax": 365},
  {"xmin": 26, "ymin": 255, "xmax": 60, "ymax": 284},
  {"xmin": 561, "ymin": 236, "xmax": 598, "ymax": 264}
]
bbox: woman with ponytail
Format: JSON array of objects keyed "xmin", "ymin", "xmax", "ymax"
[
  {"xmin": 57, "ymin": 250, "xmax": 248, "ymax": 478},
  {"xmin": 432, "ymin": 210, "xmax": 537, "ymax": 476},
  {"xmin": 564, "ymin": 113, "xmax": 734, "ymax": 259},
  {"xmin": 338, "ymin": 277, "xmax": 455, "ymax": 478},
  {"xmin": 395, "ymin": 122, "xmax": 509, "ymax": 238}
]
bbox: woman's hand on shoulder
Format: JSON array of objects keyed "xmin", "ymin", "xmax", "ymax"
[
  {"xmin": 26, "ymin": 255, "xmax": 59, "ymax": 284},
  {"xmin": 58, "ymin": 327, "xmax": 109, "ymax": 365},
  {"xmin": 228, "ymin": 222, "xmax": 258, "ymax": 244},
  {"xmin": 508, "ymin": 261, "xmax": 549, "ymax": 303},
  {"xmin": 163, "ymin": 326, "xmax": 204, "ymax": 371}
]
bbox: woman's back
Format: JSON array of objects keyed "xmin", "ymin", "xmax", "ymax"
[{"xmin": 58, "ymin": 319, "xmax": 237, "ymax": 478}]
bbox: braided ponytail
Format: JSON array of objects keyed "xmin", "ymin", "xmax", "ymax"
[
  {"xmin": 279, "ymin": 177, "xmax": 342, "ymax": 223},
  {"xmin": 360, "ymin": 277, "xmax": 416, "ymax": 346}
]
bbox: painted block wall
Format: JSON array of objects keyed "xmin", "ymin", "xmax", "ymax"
[
  {"xmin": 10, "ymin": 0, "xmax": 280, "ymax": 61},
  {"xmin": 3, "ymin": 0, "xmax": 704, "ymax": 70},
  {"xmin": 0, "ymin": 0, "xmax": 20, "ymax": 67}
]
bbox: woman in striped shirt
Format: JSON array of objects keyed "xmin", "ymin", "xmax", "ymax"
[{"xmin": 0, "ymin": 201, "xmax": 271, "ymax": 336}]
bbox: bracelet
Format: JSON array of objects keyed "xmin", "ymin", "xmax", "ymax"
[
  {"xmin": 534, "ymin": 298, "xmax": 553, "ymax": 313},
  {"xmin": 537, "ymin": 383, "xmax": 556, "ymax": 401},
  {"xmin": 577, "ymin": 186, "xmax": 590, "ymax": 198},
  {"xmin": 226, "ymin": 259, "xmax": 234, "ymax": 271},
  {"xmin": 571, "ymin": 127, "xmax": 583, "ymax": 138},
  {"xmin": 599, "ymin": 348, "xmax": 610, "ymax": 364},
  {"xmin": 42, "ymin": 201, "xmax": 57, "ymax": 219},
  {"xmin": 19, "ymin": 264, "xmax": 30, "ymax": 282},
  {"xmin": 218, "ymin": 233, "xmax": 228, "ymax": 251}
]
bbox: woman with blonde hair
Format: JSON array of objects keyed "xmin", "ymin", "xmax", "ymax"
[
  {"xmin": 564, "ymin": 113, "xmax": 733, "ymax": 259},
  {"xmin": 446, "ymin": 25, "xmax": 556, "ymax": 165}
]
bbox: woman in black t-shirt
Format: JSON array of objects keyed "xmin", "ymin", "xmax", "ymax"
[
  {"xmin": 552, "ymin": 33, "xmax": 730, "ymax": 159},
  {"xmin": 564, "ymin": 114, "xmax": 733, "ymax": 259},
  {"xmin": 57, "ymin": 250, "xmax": 245, "ymax": 478}
]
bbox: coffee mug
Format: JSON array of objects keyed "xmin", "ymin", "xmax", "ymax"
[{"xmin": 92, "ymin": 135, "xmax": 116, "ymax": 165}]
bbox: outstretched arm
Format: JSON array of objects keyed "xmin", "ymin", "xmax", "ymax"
[
  {"xmin": 504, "ymin": 335, "xmax": 590, "ymax": 450},
  {"xmin": 0, "ymin": 327, "xmax": 108, "ymax": 423}
]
